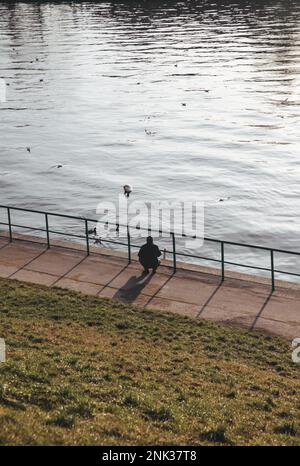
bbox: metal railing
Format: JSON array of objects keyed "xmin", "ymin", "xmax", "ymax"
[{"xmin": 1, "ymin": 204, "xmax": 300, "ymax": 291}]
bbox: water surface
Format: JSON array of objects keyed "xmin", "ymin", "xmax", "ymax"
[{"xmin": 0, "ymin": 1, "xmax": 300, "ymax": 277}]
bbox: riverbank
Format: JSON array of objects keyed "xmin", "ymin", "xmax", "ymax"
[
  {"xmin": 0, "ymin": 278, "xmax": 299, "ymax": 445},
  {"xmin": 0, "ymin": 233, "xmax": 300, "ymax": 339}
]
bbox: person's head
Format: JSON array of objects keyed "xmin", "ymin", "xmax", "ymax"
[{"xmin": 146, "ymin": 236, "xmax": 153, "ymax": 245}]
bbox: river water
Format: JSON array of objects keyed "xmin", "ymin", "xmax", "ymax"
[{"xmin": 0, "ymin": 1, "xmax": 300, "ymax": 279}]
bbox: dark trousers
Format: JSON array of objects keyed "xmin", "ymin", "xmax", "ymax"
[{"xmin": 139, "ymin": 258, "xmax": 159, "ymax": 272}]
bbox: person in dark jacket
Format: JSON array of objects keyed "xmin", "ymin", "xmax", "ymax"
[{"xmin": 138, "ymin": 236, "xmax": 161, "ymax": 274}]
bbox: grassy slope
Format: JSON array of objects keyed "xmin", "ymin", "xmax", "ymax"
[{"xmin": 0, "ymin": 278, "xmax": 299, "ymax": 446}]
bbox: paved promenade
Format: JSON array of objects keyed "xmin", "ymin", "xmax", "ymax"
[{"xmin": 0, "ymin": 234, "xmax": 300, "ymax": 340}]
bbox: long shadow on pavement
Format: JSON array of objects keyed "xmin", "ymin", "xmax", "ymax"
[
  {"xmin": 250, "ymin": 291, "xmax": 273, "ymax": 331},
  {"xmin": 113, "ymin": 272, "xmax": 154, "ymax": 303},
  {"xmin": 196, "ymin": 282, "xmax": 224, "ymax": 318}
]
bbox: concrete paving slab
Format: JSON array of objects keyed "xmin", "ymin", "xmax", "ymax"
[
  {"xmin": 257, "ymin": 292, "xmax": 300, "ymax": 324},
  {"xmin": 88, "ymin": 251, "xmax": 128, "ymax": 267},
  {"xmin": 65, "ymin": 256, "xmax": 125, "ymax": 286},
  {"xmin": 99, "ymin": 286, "xmax": 150, "ymax": 307},
  {"xmin": 108, "ymin": 268, "xmax": 171, "ymax": 297},
  {"xmin": 0, "ymin": 238, "xmax": 9, "ymax": 248},
  {"xmin": 199, "ymin": 306, "xmax": 262, "ymax": 330},
  {"xmin": 1, "ymin": 234, "xmax": 300, "ymax": 340},
  {"xmin": 0, "ymin": 242, "xmax": 45, "ymax": 268},
  {"xmin": 174, "ymin": 268, "xmax": 220, "ymax": 283},
  {"xmin": 253, "ymin": 317, "xmax": 300, "ymax": 340},
  {"xmin": 11, "ymin": 269, "xmax": 59, "ymax": 287},
  {"xmin": 157, "ymin": 275, "xmax": 219, "ymax": 305},
  {"xmin": 98, "ymin": 286, "xmax": 118, "ymax": 299},
  {"xmin": 201, "ymin": 313, "xmax": 256, "ymax": 331},
  {"xmin": 200, "ymin": 283, "xmax": 270, "ymax": 320},
  {"xmin": 25, "ymin": 247, "xmax": 85, "ymax": 276},
  {"xmin": 147, "ymin": 297, "xmax": 200, "ymax": 318},
  {"xmin": 0, "ymin": 263, "xmax": 20, "ymax": 278},
  {"xmin": 54, "ymin": 278, "xmax": 104, "ymax": 296}
]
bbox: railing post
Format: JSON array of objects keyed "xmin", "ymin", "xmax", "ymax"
[
  {"xmin": 7, "ymin": 207, "xmax": 12, "ymax": 242},
  {"xmin": 271, "ymin": 249, "xmax": 275, "ymax": 291},
  {"xmin": 45, "ymin": 213, "xmax": 50, "ymax": 249},
  {"xmin": 221, "ymin": 241, "xmax": 225, "ymax": 282},
  {"xmin": 171, "ymin": 232, "xmax": 176, "ymax": 273},
  {"xmin": 127, "ymin": 225, "xmax": 131, "ymax": 264},
  {"xmin": 85, "ymin": 219, "xmax": 90, "ymax": 256},
  {"xmin": 163, "ymin": 248, "xmax": 167, "ymax": 260}
]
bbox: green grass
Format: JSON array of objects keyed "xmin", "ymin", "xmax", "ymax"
[{"xmin": 0, "ymin": 278, "xmax": 299, "ymax": 445}]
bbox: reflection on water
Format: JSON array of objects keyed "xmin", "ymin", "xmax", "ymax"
[{"xmin": 0, "ymin": 1, "xmax": 300, "ymax": 277}]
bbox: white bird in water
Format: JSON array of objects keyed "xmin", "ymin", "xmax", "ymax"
[{"xmin": 123, "ymin": 184, "xmax": 133, "ymax": 198}]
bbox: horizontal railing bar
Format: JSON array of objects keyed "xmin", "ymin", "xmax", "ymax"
[
  {"xmin": 129, "ymin": 245, "xmax": 274, "ymax": 272},
  {"xmin": 0, "ymin": 218, "xmax": 291, "ymax": 260},
  {"xmin": 1, "ymin": 204, "xmax": 300, "ymax": 256},
  {"xmin": 94, "ymin": 239, "xmax": 128, "ymax": 247},
  {"xmin": 273, "ymin": 268, "xmax": 300, "ymax": 278},
  {"xmin": 128, "ymin": 245, "xmax": 221, "ymax": 265},
  {"xmin": 223, "ymin": 260, "xmax": 270, "ymax": 272},
  {"xmin": 4, "ymin": 223, "xmax": 46, "ymax": 233},
  {"xmin": 0, "ymin": 205, "xmax": 175, "ymax": 235},
  {"xmin": 172, "ymin": 250, "xmax": 221, "ymax": 262},
  {"xmin": 1, "ymin": 225, "xmax": 299, "ymax": 274},
  {"xmin": 218, "ymin": 240, "xmax": 300, "ymax": 256},
  {"xmin": 2, "ymin": 205, "xmax": 300, "ymax": 277},
  {"xmin": 167, "ymin": 250, "xmax": 279, "ymax": 273},
  {"xmin": 176, "ymin": 254, "xmax": 271, "ymax": 272},
  {"xmin": 0, "ymin": 205, "xmax": 87, "ymax": 221},
  {"xmin": 1, "ymin": 230, "xmax": 300, "ymax": 279},
  {"xmin": 6, "ymin": 223, "xmax": 86, "ymax": 240},
  {"xmin": 47, "ymin": 230, "xmax": 86, "ymax": 240},
  {"xmin": 0, "ymin": 223, "xmax": 124, "ymax": 246}
]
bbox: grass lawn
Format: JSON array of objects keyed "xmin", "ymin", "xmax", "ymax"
[{"xmin": 0, "ymin": 277, "xmax": 299, "ymax": 445}]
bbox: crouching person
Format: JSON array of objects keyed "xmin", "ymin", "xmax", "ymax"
[{"xmin": 138, "ymin": 236, "xmax": 161, "ymax": 274}]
